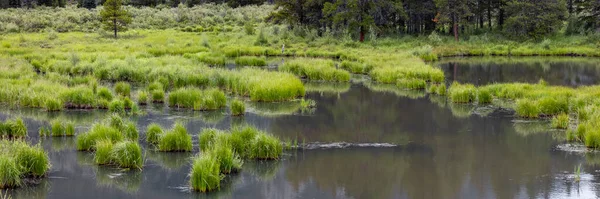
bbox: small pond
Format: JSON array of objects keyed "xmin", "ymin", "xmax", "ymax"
[{"xmin": 3, "ymin": 57, "xmax": 600, "ymax": 199}]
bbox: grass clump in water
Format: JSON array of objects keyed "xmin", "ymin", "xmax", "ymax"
[
  {"xmin": 50, "ymin": 120, "xmax": 75, "ymax": 137},
  {"xmin": 552, "ymin": 113, "xmax": 569, "ymax": 129},
  {"xmin": 44, "ymin": 98, "xmax": 63, "ymax": 112},
  {"xmin": 145, "ymin": 123, "xmax": 163, "ymax": 145},
  {"xmin": 114, "ymin": 82, "xmax": 131, "ymax": 97},
  {"xmin": 94, "ymin": 140, "xmax": 143, "ymax": 169},
  {"xmin": 449, "ymin": 82, "xmax": 476, "ymax": 103},
  {"xmin": 230, "ymin": 99, "xmax": 245, "ymax": 116},
  {"xmin": 168, "ymin": 88, "xmax": 226, "ymax": 110},
  {"xmin": 0, "ymin": 140, "xmax": 51, "ymax": 188},
  {"xmin": 151, "ymin": 90, "xmax": 165, "ymax": 103},
  {"xmin": 280, "ymin": 58, "xmax": 350, "ymax": 82},
  {"xmin": 189, "ymin": 154, "xmax": 222, "ymax": 192},
  {"xmin": 340, "ymin": 60, "xmax": 372, "ymax": 74},
  {"xmin": 76, "ymin": 114, "xmax": 138, "ymax": 151},
  {"xmin": 201, "ymin": 126, "xmax": 283, "ymax": 159},
  {"xmin": 396, "ymin": 78, "xmax": 426, "ymax": 90},
  {"xmin": 249, "ymin": 133, "xmax": 283, "ymax": 160},
  {"xmin": 210, "ymin": 145, "xmax": 243, "ymax": 174},
  {"xmin": 477, "ymin": 88, "xmax": 492, "ymax": 104},
  {"xmin": 234, "ymin": 56, "xmax": 266, "ymax": 66},
  {"xmin": 137, "ymin": 91, "xmax": 148, "ymax": 105},
  {"xmin": 158, "ymin": 123, "xmax": 192, "ymax": 152},
  {"xmin": 0, "ymin": 118, "xmax": 27, "ymax": 139},
  {"xmin": 515, "ymin": 99, "xmax": 540, "ymax": 118}
]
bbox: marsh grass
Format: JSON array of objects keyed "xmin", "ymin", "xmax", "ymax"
[
  {"xmin": 76, "ymin": 124, "xmax": 124, "ymax": 151},
  {"xmin": 449, "ymin": 82, "xmax": 476, "ymax": 103},
  {"xmin": 151, "ymin": 90, "xmax": 165, "ymax": 103},
  {"xmin": 0, "ymin": 140, "xmax": 50, "ymax": 188},
  {"xmin": 145, "ymin": 123, "xmax": 163, "ymax": 145},
  {"xmin": 235, "ymin": 56, "xmax": 267, "ymax": 67},
  {"xmin": 114, "ymin": 82, "xmax": 131, "ymax": 97},
  {"xmin": 340, "ymin": 60, "xmax": 372, "ymax": 74},
  {"xmin": 0, "ymin": 118, "xmax": 27, "ymax": 139},
  {"xmin": 158, "ymin": 123, "xmax": 192, "ymax": 152},
  {"xmin": 551, "ymin": 113, "xmax": 569, "ymax": 129},
  {"xmin": 94, "ymin": 140, "xmax": 143, "ymax": 169},
  {"xmin": 396, "ymin": 78, "xmax": 426, "ymax": 90},
  {"xmin": 137, "ymin": 91, "xmax": 148, "ymax": 105},
  {"xmin": 477, "ymin": 88, "xmax": 492, "ymax": 104},
  {"xmin": 168, "ymin": 87, "xmax": 226, "ymax": 110},
  {"xmin": 280, "ymin": 58, "xmax": 350, "ymax": 82},
  {"xmin": 230, "ymin": 99, "xmax": 245, "ymax": 116},
  {"xmin": 210, "ymin": 145, "xmax": 243, "ymax": 174},
  {"xmin": 189, "ymin": 154, "xmax": 222, "ymax": 192},
  {"xmin": 516, "ymin": 99, "xmax": 540, "ymax": 118},
  {"xmin": 249, "ymin": 133, "xmax": 283, "ymax": 160}
]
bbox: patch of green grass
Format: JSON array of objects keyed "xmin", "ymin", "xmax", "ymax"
[
  {"xmin": 199, "ymin": 128, "xmax": 225, "ymax": 151},
  {"xmin": 158, "ymin": 123, "xmax": 192, "ymax": 152},
  {"xmin": 108, "ymin": 99, "xmax": 125, "ymax": 114},
  {"xmin": 97, "ymin": 87, "xmax": 113, "ymax": 101},
  {"xmin": 44, "ymin": 98, "xmax": 63, "ymax": 112},
  {"xmin": 189, "ymin": 154, "xmax": 222, "ymax": 192},
  {"xmin": 151, "ymin": 90, "xmax": 165, "ymax": 103},
  {"xmin": 169, "ymin": 87, "xmax": 226, "ymax": 110},
  {"xmin": 538, "ymin": 96, "xmax": 569, "ymax": 116},
  {"xmin": 0, "ymin": 140, "xmax": 50, "ymax": 188},
  {"xmin": 114, "ymin": 82, "xmax": 131, "ymax": 97},
  {"xmin": 60, "ymin": 86, "xmax": 95, "ymax": 109},
  {"xmin": 280, "ymin": 58, "xmax": 350, "ymax": 82},
  {"xmin": 76, "ymin": 124, "xmax": 124, "ymax": 151},
  {"xmin": 94, "ymin": 139, "xmax": 114, "ymax": 165},
  {"xmin": 477, "ymin": 88, "xmax": 492, "ymax": 104},
  {"xmin": 340, "ymin": 60, "xmax": 372, "ymax": 74},
  {"xmin": 249, "ymin": 133, "xmax": 283, "ymax": 160},
  {"xmin": 449, "ymin": 82, "xmax": 476, "ymax": 103},
  {"xmin": 189, "ymin": 53, "xmax": 226, "ymax": 67},
  {"xmin": 210, "ymin": 145, "xmax": 243, "ymax": 174},
  {"xmin": 235, "ymin": 56, "xmax": 267, "ymax": 67},
  {"xmin": 516, "ymin": 99, "xmax": 540, "ymax": 118},
  {"xmin": 0, "ymin": 155, "xmax": 21, "ymax": 188},
  {"xmin": 145, "ymin": 123, "xmax": 163, "ymax": 145},
  {"xmin": 230, "ymin": 99, "xmax": 245, "ymax": 116},
  {"xmin": 552, "ymin": 113, "xmax": 569, "ymax": 129},
  {"xmin": 137, "ymin": 91, "xmax": 148, "ymax": 105},
  {"xmin": 110, "ymin": 141, "xmax": 143, "ymax": 169},
  {"xmin": 396, "ymin": 78, "xmax": 426, "ymax": 90},
  {"xmin": 0, "ymin": 118, "xmax": 27, "ymax": 139}
]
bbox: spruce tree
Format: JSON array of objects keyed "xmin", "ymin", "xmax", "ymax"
[{"xmin": 100, "ymin": 0, "xmax": 132, "ymax": 38}]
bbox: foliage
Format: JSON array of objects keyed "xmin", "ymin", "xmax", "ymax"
[{"xmin": 100, "ymin": 0, "xmax": 132, "ymax": 38}]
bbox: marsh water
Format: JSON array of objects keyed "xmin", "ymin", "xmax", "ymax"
[{"xmin": 4, "ymin": 57, "xmax": 600, "ymax": 199}]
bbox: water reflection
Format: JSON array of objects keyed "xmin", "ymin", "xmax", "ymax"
[{"xmin": 438, "ymin": 57, "xmax": 600, "ymax": 86}]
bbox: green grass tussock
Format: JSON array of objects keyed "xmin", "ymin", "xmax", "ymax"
[
  {"xmin": 280, "ymin": 59, "xmax": 350, "ymax": 82},
  {"xmin": 235, "ymin": 56, "xmax": 267, "ymax": 67},
  {"xmin": 449, "ymin": 82, "xmax": 476, "ymax": 103},
  {"xmin": 552, "ymin": 113, "xmax": 569, "ymax": 129},
  {"xmin": 158, "ymin": 123, "xmax": 192, "ymax": 152},
  {"xmin": 76, "ymin": 114, "xmax": 138, "ymax": 151},
  {"xmin": 516, "ymin": 99, "xmax": 540, "ymax": 118},
  {"xmin": 114, "ymin": 82, "xmax": 131, "ymax": 97},
  {"xmin": 0, "ymin": 118, "xmax": 27, "ymax": 139},
  {"xmin": 94, "ymin": 140, "xmax": 143, "ymax": 169},
  {"xmin": 396, "ymin": 78, "xmax": 426, "ymax": 90},
  {"xmin": 189, "ymin": 154, "xmax": 222, "ymax": 192},
  {"xmin": 477, "ymin": 88, "xmax": 492, "ymax": 104},
  {"xmin": 137, "ymin": 91, "xmax": 148, "ymax": 105},
  {"xmin": 230, "ymin": 99, "xmax": 245, "ymax": 116},
  {"xmin": 50, "ymin": 120, "xmax": 75, "ymax": 137},
  {"xmin": 0, "ymin": 140, "xmax": 50, "ymax": 188},
  {"xmin": 168, "ymin": 88, "xmax": 226, "ymax": 110},
  {"xmin": 145, "ymin": 123, "xmax": 163, "ymax": 145}
]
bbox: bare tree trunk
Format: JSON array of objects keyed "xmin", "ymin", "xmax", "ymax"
[
  {"xmin": 113, "ymin": 18, "xmax": 117, "ymax": 38},
  {"xmin": 359, "ymin": 26, "xmax": 365, "ymax": 42},
  {"xmin": 453, "ymin": 14, "xmax": 458, "ymax": 42}
]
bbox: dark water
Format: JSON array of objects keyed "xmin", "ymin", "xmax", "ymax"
[
  {"xmin": 4, "ymin": 60, "xmax": 600, "ymax": 199},
  {"xmin": 438, "ymin": 57, "xmax": 600, "ymax": 86}
]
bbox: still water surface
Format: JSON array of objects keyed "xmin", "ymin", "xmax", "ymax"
[{"xmin": 4, "ymin": 58, "xmax": 600, "ymax": 199}]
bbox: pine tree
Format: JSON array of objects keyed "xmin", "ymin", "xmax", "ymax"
[{"xmin": 100, "ymin": 0, "xmax": 132, "ymax": 38}]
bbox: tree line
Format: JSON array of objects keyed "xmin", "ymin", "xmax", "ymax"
[{"xmin": 1, "ymin": 0, "xmax": 599, "ymax": 41}]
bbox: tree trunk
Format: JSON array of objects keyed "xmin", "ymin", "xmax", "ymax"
[
  {"xmin": 359, "ymin": 26, "xmax": 365, "ymax": 42},
  {"xmin": 113, "ymin": 18, "xmax": 117, "ymax": 38},
  {"xmin": 487, "ymin": 0, "xmax": 492, "ymax": 29},
  {"xmin": 498, "ymin": 2, "xmax": 504, "ymax": 28},
  {"xmin": 478, "ymin": 0, "xmax": 483, "ymax": 28},
  {"xmin": 453, "ymin": 14, "xmax": 458, "ymax": 42}
]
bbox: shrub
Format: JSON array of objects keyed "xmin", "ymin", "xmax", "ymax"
[
  {"xmin": 115, "ymin": 82, "xmax": 131, "ymax": 97},
  {"xmin": 449, "ymin": 83, "xmax": 476, "ymax": 103},
  {"xmin": 551, "ymin": 113, "xmax": 569, "ymax": 129},
  {"xmin": 189, "ymin": 154, "xmax": 222, "ymax": 192},
  {"xmin": 158, "ymin": 123, "xmax": 192, "ymax": 152},
  {"xmin": 231, "ymin": 99, "xmax": 245, "ymax": 116},
  {"xmin": 397, "ymin": 78, "xmax": 426, "ymax": 90},
  {"xmin": 515, "ymin": 99, "xmax": 540, "ymax": 118},
  {"xmin": 146, "ymin": 123, "xmax": 163, "ymax": 145}
]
